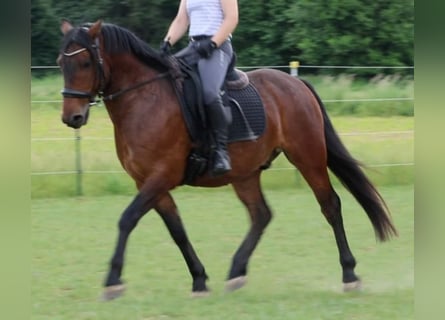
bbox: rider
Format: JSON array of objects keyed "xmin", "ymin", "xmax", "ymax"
[{"xmin": 160, "ymin": 0, "xmax": 239, "ymax": 176}]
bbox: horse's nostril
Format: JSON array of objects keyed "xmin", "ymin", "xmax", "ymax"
[
  {"xmin": 62, "ymin": 114, "xmax": 85, "ymax": 129},
  {"xmin": 72, "ymin": 114, "xmax": 84, "ymax": 123}
]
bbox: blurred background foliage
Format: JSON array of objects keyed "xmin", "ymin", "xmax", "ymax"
[{"xmin": 31, "ymin": 0, "xmax": 413, "ymax": 76}]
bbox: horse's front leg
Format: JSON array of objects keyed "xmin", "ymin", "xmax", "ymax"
[
  {"xmin": 102, "ymin": 190, "xmax": 159, "ymax": 300},
  {"xmin": 155, "ymin": 193, "xmax": 210, "ymax": 296}
]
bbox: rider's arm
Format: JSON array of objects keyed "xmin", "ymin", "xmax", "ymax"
[
  {"xmin": 211, "ymin": 0, "xmax": 239, "ymax": 47},
  {"xmin": 163, "ymin": 0, "xmax": 190, "ymax": 45}
]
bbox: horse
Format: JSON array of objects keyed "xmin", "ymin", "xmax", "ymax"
[{"xmin": 57, "ymin": 19, "xmax": 397, "ymax": 300}]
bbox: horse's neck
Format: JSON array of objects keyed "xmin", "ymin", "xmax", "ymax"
[
  {"xmin": 106, "ymin": 55, "xmax": 155, "ymax": 94},
  {"xmin": 103, "ymin": 56, "xmax": 172, "ymax": 132}
]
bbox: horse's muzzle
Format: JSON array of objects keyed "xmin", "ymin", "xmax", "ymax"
[{"xmin": 61, "ymin": 108, "xmax": 90, "ymax": 129}]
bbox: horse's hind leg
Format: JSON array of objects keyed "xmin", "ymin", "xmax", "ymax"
[
  {"xmin": 155, "ymin": 193, "xmax": 210, "ymax": 297},
  {"xmin": 284, "ymin": 151, "xmax": 361, "ymax": 291},
  {"xmin": 226, "ymin": 172, "xmax": 272, "ymax": 291},
  {"xmin": 313, "ymin": 182, "xmax": 361, "ymax": 291}
]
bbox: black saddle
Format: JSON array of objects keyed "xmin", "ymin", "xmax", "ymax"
[{"xmin": 165, "ymin": 51, "xmax": 266, "ymax": 183}]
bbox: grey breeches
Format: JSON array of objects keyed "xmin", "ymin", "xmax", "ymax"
[
  {"xmin": 198, "ymin": 40, "xmax": 233, "ymax": 105},
  {"xmin": 176, "ymin": 40, "xmax": 233, "ymax": 105}
]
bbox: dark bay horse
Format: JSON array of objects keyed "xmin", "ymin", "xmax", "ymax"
[{"xmin": 57, "ymin": 20, "xmax": 397, "ymax": 300}]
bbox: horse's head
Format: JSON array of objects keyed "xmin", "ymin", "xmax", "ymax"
[{"xmin": 57, "ymin": 19, "xmax": 106, "ymax": 128}]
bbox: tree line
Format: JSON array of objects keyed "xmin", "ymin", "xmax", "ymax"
[{"xmin": 32, "ymin": 0, "xmax": 413, "ymax": 75}]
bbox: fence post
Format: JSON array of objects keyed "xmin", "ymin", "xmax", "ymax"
[
  {"xmin": 74, "ymin": 129, "xmax": 83, "ymax": 196},
  {"xmin": 289, "ymin": 61, "xmax": 300, "ymax": 77},
  {"xmin": 289, "ymin": 60, "xmax": 300, "ymax": 186}
]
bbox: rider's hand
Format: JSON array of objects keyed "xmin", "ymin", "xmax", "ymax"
[
  {"xmin": 195, "ymin": 38, "xmax": 217, "ymax": 58},
  {"xmin": 160, "ymin": 40, "xmax": 171, "ymax": 55}
]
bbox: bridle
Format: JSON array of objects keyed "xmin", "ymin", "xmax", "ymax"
[
  {"xmin": 61, "ymin": 33, "xmax": 106, "ymax": 105},
  {"xmin": 60, "ymin": 28, "xmax": 169, "ymax": 106}
]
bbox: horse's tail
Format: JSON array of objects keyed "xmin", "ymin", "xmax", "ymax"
[{"xmin": 301, "ymin": 79, "xmax": 398, "ymax": 241}]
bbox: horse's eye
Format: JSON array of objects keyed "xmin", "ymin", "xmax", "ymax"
[{"xmin": 82, "ymin": 61, "xmax": 92, "ymax": 68}]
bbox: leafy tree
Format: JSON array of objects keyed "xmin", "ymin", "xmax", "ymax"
[
  {"xmin": 50, "ymin": 0, "xmax": 109, "ymax": 26},
  {"xmin": 234, "ymin": 0, "xmax": 296, "ymax": 66},
  {"xmin": 102, "ymin": 0, "xmax": 177, "ymax": 48},
  {"xmin": 283, "ymin": 0, "xmax": 414, "ymax": 73},
  {"xmin": 31, "ymin": 0, "xmax": 414, "ymax": 76},
  {"xmin": 31, "ymin": 0, "xmax": 60, "ymax": 67},
  {"xmin": 49, "ymin": 0, "xmax": 180, "ymax": 49}
]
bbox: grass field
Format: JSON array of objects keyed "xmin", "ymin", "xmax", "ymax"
[
  {"xmin": 32, "ymin": 185, "xmax": 413, "ymax": 319},
  {"xmin": 31, "ymin": 73, "xmax": 414, "ymax": 318}
]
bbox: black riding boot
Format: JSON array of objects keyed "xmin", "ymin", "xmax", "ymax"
[{"xmin": 207, "ymin": 97, "xmax": 232, "ymax": 176}]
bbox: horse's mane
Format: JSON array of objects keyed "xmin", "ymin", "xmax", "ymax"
[{"xmin": 63, "ymin": 22, "xmax": 170, "ymax": 72}]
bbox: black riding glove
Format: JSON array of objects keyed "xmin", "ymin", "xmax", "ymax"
[
  {"xmin": 195, "ymin": 38, "xmax": 217, "ymax": 58},
  {"xmin": 160, "ymin": 40, "xmax": 171, "ymax": 55}
]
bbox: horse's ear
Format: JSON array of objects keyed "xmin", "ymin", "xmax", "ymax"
[
  {"xmin": 60, "ymin": 19, "xmax": 73, "ymax": 35},
  {"xmin": 88, "ymin": 20, "xmax": 103, "ymax": 38}
]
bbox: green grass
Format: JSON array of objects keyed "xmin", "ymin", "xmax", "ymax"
[
  {"xmin": 303, "ymin": 74, "xmax": 414, "ymax": 116},
  {"xmin": 31, "ymin": 185, "xmax": 413, "ymax": 319}
]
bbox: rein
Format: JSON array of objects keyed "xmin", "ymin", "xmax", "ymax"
[{"xmin": 102, "ymin": 72, "xmax": 170, "ymax": 102}]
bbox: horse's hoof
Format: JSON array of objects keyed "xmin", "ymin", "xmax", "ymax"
[
  {"xmin": 102, "ymin": 284, "xmax": 126, "ymax": 301},
  {"xmin": 225, "ymin": 276, "xmax": 247, "ymax": 292},
  {"xmin": 343, "ymin": 280, "xmax": 362, "ymax": 292},
  {"xmin": 190, "ymin": 290, "xmax": 211, "ymax": 298}
]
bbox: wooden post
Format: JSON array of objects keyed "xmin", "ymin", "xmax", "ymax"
[{"xmin": 74, "ymin": 129, "xmax": 83, "ymax": 196}]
